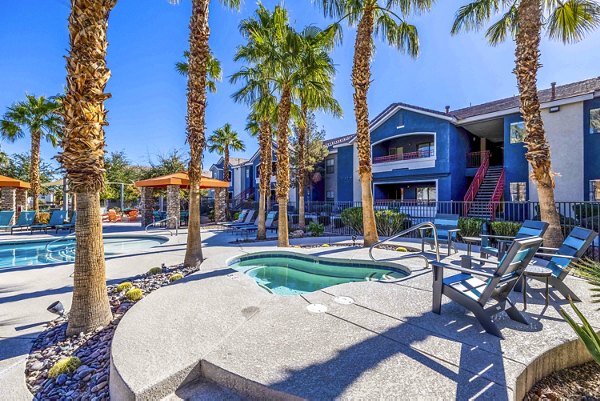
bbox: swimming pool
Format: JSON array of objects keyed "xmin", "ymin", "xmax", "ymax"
[
  {"xmin": 229, "ymin": 251, "xmax": 410, "ymax": 296},
  {"xmin": 0, "ymin": 235, "xmax": 168, "ymax": 269}
]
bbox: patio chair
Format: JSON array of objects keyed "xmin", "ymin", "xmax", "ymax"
[
  {"xmin": 55, "ymin": 212, "xmax": 77, "ymax": 233},
  {"xmin": 236, "ymin": 211, "xmax": 278, "ymax": 237},
  {"xmin": 108, "ymin": 209, "xmax": 122, "ymax": 223},
  {"xmin": 420, "ymin": 214, "xmax": 460, "ymax": 256},
  {"xmin": 522, "ymin": 227, "xmax": 598, "ymax": 302},
  {"xmin": 218, "ymin": 209, "xmax": 248, "ymax": 225},
  {"xmin": 222, "ymin": 210, "xmax": 255, "ymax": 229},
  {"xmin": 480, "ymin": 220, "xmax": 549, "ymax": 260},
  {"xmin": 30, "ymin": 210, "xmax": 68, "ymax": 234},
  {"xmin": 432, "ymin": 236, "xmax": 543, "ymax": 338},
  {"xmin": 0, "ymin": 211, "xmax": 15, "ymax": 229},
  {"xmin": 8, "ymin": 211, "xmax": 36, "ymax": 234}
]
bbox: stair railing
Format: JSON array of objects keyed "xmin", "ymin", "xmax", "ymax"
[
  {"xmin": 487, "ymin": 168, "xmax": 505, "ymax": 220},
  {"xmin": 463, "ymin": 150, "xmax": 490, "ymax": 215}
]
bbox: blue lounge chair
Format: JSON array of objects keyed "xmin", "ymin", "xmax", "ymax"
[
  {"xmin": 8, "ymin": 211, "xmax": 36, "ymax": 234},
  {"xmin": 524, "ymin": 227, "xmax": 598, "ymax": 302},
  {"xmin": 30, "ymin": 210, "xmax": 67, "ymax": 234},
  {"xmin": 480, "ymin": 220, "xmax": 549, "ymax": 260},
  {"xmin": 218, "ymin": 209, "xmax": 248, "ymax": 225},
  {"xmin": 55, "ymin": 212, "xmax": 77, "ymax": 233},
  {"xmin": 0, "ymin": 211, "xmax": 15, "ymax": 229},
  {"xmin": 420, "ymin": 214, "xmax": 460, "ymax": 256},
  {"xmin": 432, "ymin": 236, "xmax": 543, "ymax": 338},
  {"xmin": 223, "ymin": 210, "xmax": 256, "ymax": 230},
  {"xmin": 236, "ymin": 211, "xmax": 278, "ymax": 237}
]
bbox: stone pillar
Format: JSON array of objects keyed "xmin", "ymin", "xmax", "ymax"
[
  {"xmin": 140, "ymin": 187, "xmax": 154, "ymax": 227},
  {"xmin": 1, "ymin": 187, "xmax": 16, "ymax": 225},
  {"xmin": 15, "ymin": 188, "xmax": 27, "ymax": 222},
  {"xmin": 214, "ymin": 188, "xmax": 226, "ymax": 223},
  {"xmin": 166, "ymin": 185, "xmax": 180, "ymax": 229}
]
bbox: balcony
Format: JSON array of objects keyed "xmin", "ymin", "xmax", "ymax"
[
  {"xmin": 371, "ymin": 133, "xmax": 436, "ymax": 173},
  {"xmin": 373, "ymin": 148, "xmax": 435, "ymax": 164}
]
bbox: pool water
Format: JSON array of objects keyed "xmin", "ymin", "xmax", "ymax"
[
  {"xmin": 0, "ymin": 236, "xmax": 168, "ymax": 269},
  {"xmin": 229, "ymin": 252, "xmax": 409, "ymax": 296}
]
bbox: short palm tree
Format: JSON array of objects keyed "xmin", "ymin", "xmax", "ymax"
[
  {"xmin": 207, "ymin": 123, "xmax": 245, "ymax": 218},
  {"xmin": 451, "ymin": 0, "xmax": 600, "ymax": 247},
  {"xmin": 316, "ymin": 0, "xmax": 431, "ymax": 246},
  {"xmin": 0, "ymin": 94, "xmax": 62, "ymax": 214},
  {"xmin": 57, "ymin": 0, "xmax": 116, "ymax": 335},
  {"xmin": 175, "ymin": 50, "xmax": 222, "ymax": 93},
  {"xmin": 296, "ymin": 25, "xmax": 342, "ymax": 230},
  {"xmin": 172, "ymin": 0, "xmax": 240, "ymax": 267}
]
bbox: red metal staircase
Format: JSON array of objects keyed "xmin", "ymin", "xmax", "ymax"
[{"xmin": 464, "ymin": 151, "xmax": 504, "ymax": 219}]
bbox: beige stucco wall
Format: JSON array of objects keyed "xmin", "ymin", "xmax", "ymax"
[{"xmin": 529, "ymin": 102, "xmax": 584, "ymax": 202}]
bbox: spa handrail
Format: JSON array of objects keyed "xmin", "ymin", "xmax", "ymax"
[
  {"xmin": 45, "ymin": 231, "xmax": 77, "ymax": 252},
  {"xmin": 368, "ymin": 222, "xmax": 440, "ymax": 267},
  {"xmin": 145, "ymin": 216, "xmax": 178, "ymax": 236}
]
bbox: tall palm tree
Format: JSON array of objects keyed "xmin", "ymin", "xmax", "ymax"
[
  {"xmin": 232, "ymin": 5, "xmax": 303, "ymax": 247},
  {"xmin": 57, "ymin": 0, "xmax": 116, "ymax": 335},
  {"xmin": 207, "ymin": 123, "xmax": 245, "ymax": 218},
  {"xmin": 317, "ymin": 0, "xmax": 430, "ymax": 246},
  {"xmin": 175, "ymin": 50, "xmax": 222, "ymax": 93},
  {"xmin": 296, "ymin": 26, "xmax": 342, "ymax": 230},
  {"xmin": 0, "ymin": 95, "xmax": 62, "ymax": 214},
  {"xmin": 173, "ymin": 0, "xmax": 240, "ymax": 267},
  {"xmin": 452, "ymin": 0, "xmax": 600, "ymax": 247}
]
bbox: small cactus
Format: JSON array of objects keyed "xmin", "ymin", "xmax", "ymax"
[
  {"xmin": 125, "ymin": 288, "xmax": 143, "ymax": 301},
  {"xmin": 169, "ymin": 273, "xmax": 184, "ymax": 282},
  {"xmin": 48, "ymin": 356, "xmax": 81, "ymax": 378},
  {"xmin": 147, "ymin": 267, "xmax": 162, "ymax": 275},
  {"xmin": 116, "ymin": 282, "xmax": 133, "ymax": 292},
  {"xmin": 395, "ymin": 247, "xmax": 408, "ymax": 252},
  {"xmin": 321, "ymin": 244, "xmax": 330, "ymax": 247}
]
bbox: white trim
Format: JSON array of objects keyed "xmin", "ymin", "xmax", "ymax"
[
  {"xmin": 371, "ymin": 131, "xmax": 436, "ymax": 147},
  {"xmin": 369, "ymin": 105, "xmax": 455, "ymax": 133}
]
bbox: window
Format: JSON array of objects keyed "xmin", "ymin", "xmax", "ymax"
[
  {"xmin": 417, "ymin": 142, "xmax": 434, "ymax": 157},
  {"xmin": 416, "ymin": 186, "xmax": 436, "ymax": 203},
  {"xmin": 326, "ymin": 158, "xmax": 335, "ymax": 174},
  {"xmin": 389, "ymin": 146, "xmax": 404, "ymax": 158},
  {"xmin": 326, "ymin": 191, "xmax": 334, "ymax": 201},
  {"xmin": 510, "ymin": 182, "xmax": 527, "ymax": 202},
  {"xmin": 590, "ymin": 108, "xmax": 600, "ymax": 134},
  {"xmin": 590, "ymin": 180, "xmax": 600, "ymax": 201},
  {"xmin": 510, "ymin": 121, "xmax": 525, "ymax": 143},
  {"xmin": 397, "ymin": 111, "xmax": 404, "ymax": 128},
  {"xmin": 245, "ymin": 169, "xmax": 249, "ymax": 179}
]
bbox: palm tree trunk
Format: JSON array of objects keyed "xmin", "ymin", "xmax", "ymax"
[
  {"xmin": 352, "ymin": 8, "xmax": 379, "ymax": 247},
  {"xmin": 223, "ymin": 146, "xmax": 230, "ymax": 219},
  {"xmin": 266, "ymin": 131, "xmax": 273, "ymax": 211},
  {"xmin": 514, "ymin": 0, "xmax": 563, "ymax": 247},
  {"xmin": 276, "ymin": 86, "xmax": 292, "ymax": 247},
  {"xmin": 30, "ymin": 129, "xmax": 41, "ymax": 215},
  {"xmin": 60, "ymin": 0, "xmax": 115, "ymax": 336},
  {"xmin": 257, "ymin": 121, "xmax": 271, "ymax": 240},
  {"xmin": 298, "ymin": 104, "xmax": 307, "ymax": 231},
  {"xmin": 184, "ymin": 0, "xmax": 210, "ymax": 267}
]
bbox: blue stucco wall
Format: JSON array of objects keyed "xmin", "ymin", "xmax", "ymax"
[
  {"xmin": 503, "ymin": 113, "xmax": 529, "ymax": 201},
  {"xmin": 336, "ymin": 145, "xmax": 354, "ymax": 201},
  {"xmin": 584, "ymin": 98, "xmax": 600, "ymax": 200}
]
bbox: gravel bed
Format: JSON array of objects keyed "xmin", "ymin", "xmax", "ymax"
[
  {"xmin": 25, "ymin": 264, "xmax": 198, "ymax": 400},
  {"xmin": 525, "ymin": 361, "xmax": 600, "ymax": 400}
]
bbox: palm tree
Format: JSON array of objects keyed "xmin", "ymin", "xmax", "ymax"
[
  {"xmin": 317, "ymin": 0, "xmax": 430, "ymax": 246},
  {"xmin": 0, "ymin": 94, "xmax": 62, "ymax": 214},
  {"xmin": 57, "ymin": 0, "xmax": 116, "ymax": 335},
  {"xmin": 207, "ymin": 123, "xmax": 245, "ymax": 218},
  {"xmin": 175, "ymin": 50, "xmax": 222, "ymax": 93},
  {"xmin": 172, "ymin": 0, "xmax": 240, "ymax": 267},
  {"xmin": 296, "ymin": 26, "xmax": 342, "ymax": 230},
  {"xmin": 452, "ymin": 0, "xmax": 600, "ymax": 247}
]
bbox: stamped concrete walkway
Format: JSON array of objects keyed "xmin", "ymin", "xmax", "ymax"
[{"xmin": 110, "ymin": 234, "xmax": 600, "ymax": 401}]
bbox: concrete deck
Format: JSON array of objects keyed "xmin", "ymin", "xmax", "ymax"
[{"xmin": 109, "ymin": 234, "xmax": 600, "ymax": 401}]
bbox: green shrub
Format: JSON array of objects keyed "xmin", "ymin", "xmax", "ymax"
[
  {"xmin": 321, "ymin": 244, "xmax": 330, "ymax": 247},
  {"xmin": 308, "ymin": 222, "xmax": 325, "ymax": 237},
  {"xmin": 169, "ymin": 273, "xmax": 184, "ymax": 282},
  {"xmin": 490, "ymin": 221, "xmax": 521, "ymax": 237},
  {"xmin": 340, "ymin": 207, "xmax": 363, "ymax": 234},
  {"xmin": 375, "ymin": 210, "xmax": 407, "ymax": 237},
  {"xmin": 395, "ymin": 247, "xmax": 408, "ymax": 252},
  {"xmin": 208, "ymin": 208, "xmax": 214, "ymax": 222},
  {"xmin": 458, "ymin": 218, "xmax": 485, "ymax": 238},
  {"xmin": 233, "ymin": 211, "xmax": 240, "ymax": 221},
  {"xmin": 116, "ymin": 282, "xmax": 133, "ymax": 292},
  {"xmin": 147, "ymin": 267, "xmax": 162, "ymax": 275},
  {"xmin": 125, "ymin": 288, "xmax": 143, "ymax": 301},
  {"xmin": 48, "ymin": 357, "xmax": 81, "ymax": 378}
]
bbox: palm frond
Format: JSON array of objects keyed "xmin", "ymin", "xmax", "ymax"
[
  {"xmin": 451, "ymin": 0, "xmax": 502, "ymax": 35},
  {"xmin": 375, "ymin": 12, "xmax": 420, "ymax": 57},
  {"xmin": 485, "ymin": 4, "xmax": 518, "ymax": 45},
  {"xmin": 386, "ymin": 0, "xmax": 433, "ymax": 16},
  {"xmin": 546, "ymin": 0, "xmax": 600, "ymax": 43}
]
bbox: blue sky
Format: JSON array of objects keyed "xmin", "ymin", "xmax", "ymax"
[{"xmin": 1, "ymin": 0, "xmax": 599, "ymax": 170}]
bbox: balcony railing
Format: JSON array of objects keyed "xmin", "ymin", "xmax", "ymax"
[{"xmin": 373, "ymin": 149, "xmax": 434, "ymax": 164}]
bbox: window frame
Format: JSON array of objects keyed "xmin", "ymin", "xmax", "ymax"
[
  {"xmin": 416, "ymin": 185, "xmax": 436, "ymax": 203},
  {"xmin": 509, "ymin": 121, "xmax": 526, "ymax": 143},
  {"xmin": 325, "ymin": 190, "xmax": 335, "ymax": 201},
  {"xmin": 325, "ymin": 158, "xmax": 335, "ymax": 174},
  {"xmin": 590, "ymin": 107, "xmax": 600, "ymax": 134},
  {"xmin": 509, "ymin": 182, "xmax": 527, "ymax": 202},
  {"xmin": 417, "ymin": 141, "xmax": 434, "ymax": 157},
  {"xmin": 590, "ymin": 180, "xmax": 600, "ymax": 201}
]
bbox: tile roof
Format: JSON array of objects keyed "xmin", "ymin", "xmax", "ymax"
[
  {"xmin": 452, "ymin": 77, "xmax": 600, "ymax": 120},
  {"xmin": 229, "ymin": 157, "xmax": 249, "ymax": 166},
  {"xmin": 323, "ymin": 134, "xmax": 355, "ymax": 148}
]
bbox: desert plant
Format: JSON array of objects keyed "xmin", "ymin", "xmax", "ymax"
[
  {"xmin": 48, "ymin": 356, "xmax": 81, "ymax": 378},
  {"xmin": 375, "ymin": 210, "xmax": 407, "ymax": 237},
  {"xmin": 490, "ymin": 221, "xmax": 521, "ymax": 237},
  {"xmin": 308, "ymin": 222, "xmax": 325, "ymax": 237},
  {"xmin": 169, "ymin": 273, "xmax": 184, "ymax": 282},
  {"xmin": 321, "ymin": 244, "xmax": 330, "ymax": 247},
  {"xmin": 125, "ymin": 288, "xmax": 143, "ymax": 302},
  {"xmin": 116, "ymin": 282, "xmax": 133, "ymax": 292},
  {"xmin": 340, "ymin": 207, "xmax": 364, "ymax": 234},
  {"xmin": 573, "ymin": 259, "xmax": 600, "ymax": 305},
  {"xmin": 458, "ymin": 217, "xmax": 485, "ymax": 238},
  {"xmin": 395, "ymin": 247, "xmax": 408, "ymax": 252},
  {"xmin": 147, "ymin": 267, "xmax": 162, "ymax": 275},
  {"xmin": 37, "ymin": 212, "xmax": 50, "ymax": 225}
]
